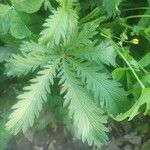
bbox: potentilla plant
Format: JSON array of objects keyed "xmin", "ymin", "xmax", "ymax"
[{"xmin": 0, "ymin": 0, "xmax": 150, "ymax": 148}]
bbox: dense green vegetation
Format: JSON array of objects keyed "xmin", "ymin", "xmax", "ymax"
[{"xmin": 0, "ymin": 0, "xmax": 150, "ymax": 149}]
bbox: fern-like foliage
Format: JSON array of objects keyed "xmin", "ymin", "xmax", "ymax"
[
  {"xmin": 102, "ymin": 0, "xmax": 122, "ymax": 17},
  {"xmin": 5, "ymin": 53, "xmax": 47, "ymax": 77},
  {"xmin": 5, "ymin": 41, "xmax": 59, "ymax": 77},
  {"xmin": 65, "ymin": 22, "xmax": 117, "ymax": 66},
  {"xmin": 67, "ymin": 57, "xmax": 128, "ymax": 115},
  {"xmin": 1, "ymin": 0, "xmax": 150, "ymax": 148},
  {"xmin": 58, "ymin": 61, "xmax": 109, "ymax": 146},
  {"xmin": 74, "ymin": 41, "xmax": 117, "ymax": 66},
  {"xmin": 39, "ymin": 0, "xmax": 78, "ymax": 46},
  {"xmin": 80, "ymin": 0, "xmax": 102, "ymax": 9},
  {"xmin": 5, "ymin": 62, "xmax": 58, "ymax": 134},
  {"xmin": 19, "ymin": 41, "xmax": 44, "ymax": 54},
  {"xmin": 5, "ymin": 0, "xmax": 130, "ymax": 147}
]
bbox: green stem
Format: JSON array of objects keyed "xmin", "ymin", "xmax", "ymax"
[
  {"xmin": 122, "ymin": 7, "xmax": 150, "ymax": 12},
  {"xmin": 112, "ymin": 36, "xmax": 131, "ymax": 43},
  {"xmin": 111, "ymin": 41, "xmax": 145, "ymax": 89},
  {"xmin": 118, "ymin": 21, "xmax": 133, "ymax": 30},
  {"xmin": 138, "ymin": 63, "xmax": 148, "ymax": 74},
  {"xmin": 125, "ymin": 15, "xmax": 150, "ymax": 20},
  {"xmin": 108, "ymin": 36, "xmax": 148, "ymax": 74}
]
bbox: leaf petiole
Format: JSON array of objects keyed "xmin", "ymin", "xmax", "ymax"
[
  {"xmin": 122, "ymin": 7, "xmax": 150, "ymax": 12},
  {"xmin": 110, "ymin": 40, "xmax": 145, "ymax": 89},
  {"xmin": 125, "ymin": 15, "xmax": 150, "ymax": 20}
]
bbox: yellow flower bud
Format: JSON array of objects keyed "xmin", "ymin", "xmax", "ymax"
[{"xmin": 131, "ymin": 38, "xmax": 139, "ymax": 45}]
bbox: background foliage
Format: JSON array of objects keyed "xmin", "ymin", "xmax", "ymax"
[{"xmin": 0, "ymin": 0, "xmax": 150, "ymax": 149}]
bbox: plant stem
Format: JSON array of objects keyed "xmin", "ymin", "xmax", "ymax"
[
  {"xmin": 122, "ymin": 7, "xmax": 150, "ymax": 12},
  {"xmin": 138, "ymin": 63, "xmax": 148, "ymax": 74},
  {"xmin": 111, "ymin": 41, "xmax": 145, "ymax": 89},
  {"xmin": 125, "ymin": 15, "xmax": 150, "ymax": 20},
  {"xmin": 118, "ymin": 21, "xmax": 133, "ymax": 30}
]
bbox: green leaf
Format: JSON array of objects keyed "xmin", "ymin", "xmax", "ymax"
[
  {"xmin": 64, "ymin": 21, "xmax": 98, "ymax": 52},
  {"xmin": 39, "ymin": 1, "xmax": 78, "ymax": 46},
  {"xmin": 139, "ymin": 53, "xmax": 150, "ymax": 67},
  {"xmin": 0, "ymin": 42, "xmax": 19, "ymax": 59},
  {"xmin": 0, "ymin": 47, "xmax": 11, "ymax": 63},
  {"xmin": 80, "ymin": 8, "xmax": 105, "ymax": 24},
  {"xmin": 0, "ymin": 94, "xmax": 16, "ymax": 149},
  {"xmin": 67, "ymin": 57, "xmax": 128, "ymax": 116},
  {"xmin": 112, "ymin": 68, "xmax": 127, "ymax": 81},
  {"xmin": 142, "ymin": 73, "xmax": 150, "ymax": 84},
  {"xmin": 0, "ymin": 119, "xmax": 11, "ymax": 150},
  {"xmin": 0, "ymin": 4, "xmax": 31, "ymax": 39},
  {"xmin": 72, "ymin": 41, "xmax": 117, "ymax": 66},
  {"xmin": 10, "ymin": 10, "xmax": 31, "ymax": 39},
  {"xmin": 5, "ymin": 53, "xmax": 48, "ymax": 77},
  {"xmin": 148, "ymin": 0, "xmax": 150, "ymax": 6},
  {"xmin": 139, "ymin": 10, "xmax": 150, "ymax": 27},
  {"xmin": 5, "ymin": 63, "xmax": 57, "ymax": 134},
  {"xmin": 19, "ymin": 41, "xmax": 45, "ymax": 54},
  {"xmin": 112, "ymin": 68, "xmax": 134, "ymax": 90},
  {"xmin": 65, "ymin": 23, "xmax": 116, "ymax": 66},
  {"xmin": 59, "ymin": 61, "xmax": 109, "ymax": 147},
  {"xmin": 102, "ymin": 0, "xmax": 122, "ymax": 17},
  {"xmin": 80, "ymin": 0, "xmax": 102, "ymax": 9},
  {"xmin": 95, "ymin": 41, "xmax": 117, "ymax": 66},
  {"xmin": 0, "ymin": 44, "xmax": 18, "ymax": 63},
  {"xmin": 0, "ymin": 4, "xmax": 12, "ymax": 34},
  {"xmin": 116, "ymin": 88, "xmax": 150, "ymax": 121},
  {"xmin": 11, "ymin": 0, "xmax": 43, "ymax": 13}
]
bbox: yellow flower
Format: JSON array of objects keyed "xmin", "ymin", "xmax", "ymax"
[{"xmin": 131, "ymin": 38, "xmax": 139, "ymax": 45}]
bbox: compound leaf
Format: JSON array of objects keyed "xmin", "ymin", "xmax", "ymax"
[
  {"xmin": 102, "ymin": 0, "xmax": 122, "ymax": 17},
  {"xmin": 116, "ymin": 88, "xmax": 150, "ymax": 121},
  {"xmin": 68, "ymin": 57, "xmax": 128, "ymax": 116},
  {"xmin": 5, "ymin": 63, "xmax": 57, "ymax": 134},
  {"xmin": 11, "ymin": 0, "xmax": 43, "ymax": 13},
  {"xmin": 39, "ymin": 0, "xmax": 78, "ymax": 46},
  {"xmin": 59, "ymin": 61, "xmax": 109, "ymax": 147}
]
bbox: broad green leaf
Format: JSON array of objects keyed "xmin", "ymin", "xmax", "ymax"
[
  {"xmin": 112, "ymin": 68, "xmax": 126, "ymax": 81},
  {"xmin": 112, "ymin": 68, "xmax": 134, "ymax": 90},
  {"xmin": 11, "ymin": 0, "xmax": 43, "ymax": 13},
  {"xmin": 116, "ymin": 88, "xmax": 150, "ymax": 121},
  {"xmin": 0, "ymin": 4, "xmax": 31, "ymax": 39},
  {"xmin": 139, "ymin": 10, "xmax": 150, "ymax": 27},
  {"xmin": 142, "ymin": 73, "xmax": 150, "ymax": 84},
  {"xmin": 0, "ymin": 4, "xmax": 12, "ymax": 34},
  {"xmin": 10, "ymin": 10, "xmax": 31, "ymax": 39},
  {"xmin": 126, "ymin": 71, "xmax": 134, "ymax": 90},
  {"xmin": 139, "ymin": 53, "xmax": 150, "ymax": 67}
]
